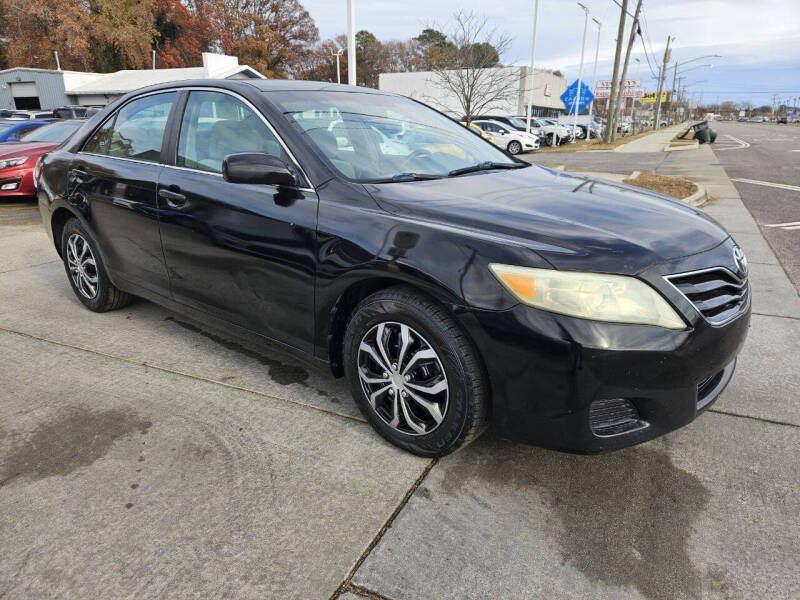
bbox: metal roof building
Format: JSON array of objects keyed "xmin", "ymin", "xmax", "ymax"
[{"xmin": 0, "ymin": 53, "xmax": 264, "ymax": 111}]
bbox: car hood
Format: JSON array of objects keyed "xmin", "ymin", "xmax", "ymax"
[
  {"xmin": 365, "ymin": 166, "xmax": 729, "ymax": 274},
  {"xmin": 0, "ymin": 141, "xmax": 57, "ymax": 158}
]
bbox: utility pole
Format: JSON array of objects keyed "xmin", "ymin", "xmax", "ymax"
[
  {"xmin": 347, "ymin": 0, "xmax": 356, "ymax": 86},
  {"xmin": 604, "ymin": 0, "xmax": 627, "ymax": 142},
  {"xmin": 525, "ymin": 0, "xmax": 540, "ymax": 135},
  {"xmin": 572, "ymin": 3, "xmax": 590, "ymax": 141},
  {"xmin": 588, "ymin": 18, "xmax": 601, "ymax": 121},
  {"xmin": 611, "ymin": 0, "xmax": 643, "ymax": 141},
  {"xmin": 654, "ymin": 35, "xmax": 672, "ymax": 130}
]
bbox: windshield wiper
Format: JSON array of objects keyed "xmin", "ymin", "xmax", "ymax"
[
  {"xmin": 364, "ymin": 172, "xmax": 445, "ymax": 183},
  {"xmin": 447, "ymin": 161, "xmax": 527, "ymax": 177}
]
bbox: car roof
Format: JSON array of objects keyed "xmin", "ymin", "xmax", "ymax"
[
  {"xmin": 0, "ymin": 119, "xmax": 48, "ymax": 126},
  {"xmin": 123, "ymin": 78, "xmax": 390, "ymax": 96}
]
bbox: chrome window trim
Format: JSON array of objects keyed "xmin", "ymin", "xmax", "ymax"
[
  {"xmin": 664, "ymin": 266, "xmax": 749, "ymax": 327},
  {"xmin": 77, "ymin": 86, "xmax": 315, "ymax": 192}
]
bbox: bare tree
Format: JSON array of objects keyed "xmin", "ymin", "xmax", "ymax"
[{"xmin": 424, "ymin": 11, "xmax": 520, "ymax": 121}]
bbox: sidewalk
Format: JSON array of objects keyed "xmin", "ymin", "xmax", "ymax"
[{"xmin": 613, "ymin": 124, "xmax": 683, "ymax": 153}]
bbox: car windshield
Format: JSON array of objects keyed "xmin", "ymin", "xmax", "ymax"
[
  {"xmin": 20, "ymin": 121, "xmax": 82, "ymax": 142},
  {"xmin": 505, "ymin": 116, "xmax": 531, "ymax": 129},
  {"xmin": 0, "ymin": 122, "xmax": 16, "ymax": 136},
  {"xmin": 270, "ymin": 91, "xmax": 519, "ymax": 182}
]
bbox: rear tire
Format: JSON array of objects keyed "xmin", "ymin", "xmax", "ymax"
[
  {"xmin": 61, "ymin": 218, "xmax": 132, "ymax": 312},
  {"xmin": 343, "ymin": 286, "xmax": 490, "ymax": 457}
]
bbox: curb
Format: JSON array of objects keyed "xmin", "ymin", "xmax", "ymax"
[
  {"xmin": 682, "ymin": 181, "xmax": 708, "ymax": 207},
  {"xmin": 664, "ymin": 140, "xmax": 699, "ymax": 152}
]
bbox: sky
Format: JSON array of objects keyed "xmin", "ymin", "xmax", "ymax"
[{"xmin": 302, "ymin": 0, "xmax": 800, "ymax": 107}]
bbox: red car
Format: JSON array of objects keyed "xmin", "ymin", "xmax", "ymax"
[{"xmin": 0, "ymin": 120, "xmax": 84, "ymax": 198}]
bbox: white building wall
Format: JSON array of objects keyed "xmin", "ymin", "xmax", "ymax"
[{"xmin": 379, "ymin": 67, "xmax": 568, "ymax": 118}]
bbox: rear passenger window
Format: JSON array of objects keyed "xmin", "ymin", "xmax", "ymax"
[
  {"xmin": 177, "ymin": 91, "xmax": 289, "ymax": 174},
  {"xmin": 83, "ymin": 117, "xmax": 115, "ymax": 155},
  {"xmin": 107, "ymin": 92, "xmax": 176, "ymax": 162}
]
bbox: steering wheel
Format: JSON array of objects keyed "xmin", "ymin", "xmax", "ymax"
[{"xmin": 398, "ymin": 149, "xmax": 433, "ymax": 171}]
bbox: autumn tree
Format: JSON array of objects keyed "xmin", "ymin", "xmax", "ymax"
[
  {"xmin": 215, "ymin": 0, "xmax": 319, "ymax": 78},
  {"xmin": 85, "ymin": 0, "xmax": 158, "ymax": 71},
  {"xmin": 153, "ymin": 0, "xmax": 221, "ymax": 68},
  {"xmin": 1, "ymin": 0, "xmax": 93, "ymax": 70}
]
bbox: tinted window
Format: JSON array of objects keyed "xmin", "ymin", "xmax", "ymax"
[
  {"xmin": 83, "ymin": 117, "xmax": 115, "ymax": 155},
  {"xmin": 108, "ymin": 92, "xmax": 176, "ymax": 162},
  {"xmin": 177, "ymin": 91, "xmax": 289, "ymax": 174},
  {"xmin": 271, "ymin": 91, "xmax": 515, "ymax": 181}
]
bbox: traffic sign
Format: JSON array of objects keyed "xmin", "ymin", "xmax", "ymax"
[{"xmin": 560, "ymin": 79, "xmax": 595, "ymax": 115}]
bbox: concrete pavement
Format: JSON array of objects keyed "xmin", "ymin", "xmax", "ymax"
[{"xmin": 1, "ymin": 146, "xmax": 799, "ymax": 600}]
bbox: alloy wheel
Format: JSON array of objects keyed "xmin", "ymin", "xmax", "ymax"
[
  {"xmin": 508, "ymin": 141, "xmax": 522, "ymax": 155},
  {"xmin": 357, "ymin": 321, "xmax": 449, "ymax": 436},
  {"xmin": 66, "ymin": 233, "xmax": 99, "ymax": 299}
]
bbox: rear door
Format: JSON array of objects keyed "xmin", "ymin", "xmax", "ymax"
[
  {"xmin": 156, "ymin": 89, "xmax": 318, "ymax": 352},
  {"xmin": 68, "ymin": 91, "xmax": 178, "ymax": 298}
]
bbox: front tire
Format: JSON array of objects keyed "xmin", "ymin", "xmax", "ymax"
[
  {"xmin": 507, "ymin": 140, "xmax": 522, "ymax": 155},
  {"xmin": 343, "ymin": 287, "xmax": 489, "ymax": 457},
  {"xmin": 61, "ymin": 218, "xmax": 132, "ymax": 312}
]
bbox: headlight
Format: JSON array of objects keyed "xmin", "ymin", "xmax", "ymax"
[
  {"xmin": 0, "ymin": 155, "xmax": 29, "ymax": 169},
  {"xmin": 489, "ymin": 264, "xmax": 685, "ymax": 329}
]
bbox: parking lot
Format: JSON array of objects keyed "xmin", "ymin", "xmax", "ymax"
[{"xmin": 1, "ymin": 174, "xmax": 799, "ymax": 599}]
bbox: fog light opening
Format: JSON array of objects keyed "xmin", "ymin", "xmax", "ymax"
[
  {"xmin": 589, "ymin": 398, "xmax": 649, "ymax": 437},
  {"xmin": 1, "ymin": 181, "xmax": 20, "ymax": 191}
]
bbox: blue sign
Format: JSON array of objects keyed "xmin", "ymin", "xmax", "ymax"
[{"xmin": 560, "ymin": 79, "xmax": 595, "ymax": 115}]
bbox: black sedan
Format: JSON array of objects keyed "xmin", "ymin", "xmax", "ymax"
[{"xmin": 37, "ymin": 80, "xmax": 750, "ymax": 456}]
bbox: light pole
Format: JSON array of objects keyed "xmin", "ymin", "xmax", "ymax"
[
  {"xmin": 670, "ymin": 54, "xmax": 720, "ymax": 121},
  {"xmin": 587, "ymin": 17, "xmax": 601, "ymax": 122},
  {"xmin": 331, "ymin": 48, "xmax": 344, "ymax": 84},
  {"xmin": 347, "ymin": 0, "xmax": 356, "ymax": 86},
  {"xmin": 525, "ymin": 0, "xmax": 540, "ymax": 135},
  {"xmin": 572, "ymin": 2, "xmax": 590, "ymax": 141}
]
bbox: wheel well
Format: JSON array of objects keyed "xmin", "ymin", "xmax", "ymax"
[
  {"xmin": 50, "ymin": 208, "xmax": 75, "ymax": 257},
  {"xmin": 327, "ymin": 276, "xmax": 461, "ymax": 377}
]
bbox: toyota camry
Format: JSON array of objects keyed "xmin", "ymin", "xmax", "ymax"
[{"xmin": 37, "ymin": 80, "xmax": 750, "ymax": 456}]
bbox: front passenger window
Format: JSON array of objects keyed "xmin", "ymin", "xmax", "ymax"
[{"xmin": 177, "ymin": 91, "xmax": 290, "ymax": 174}]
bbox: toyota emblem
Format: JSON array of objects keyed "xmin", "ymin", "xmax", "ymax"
[{"xmin": 733, "ymin": 246, "xmax": 748, "ymax": 276}]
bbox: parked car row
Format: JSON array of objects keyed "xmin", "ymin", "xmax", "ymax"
[{"xmin": 0, "ymin": 105, "xmax": 102, "ymax": 120}]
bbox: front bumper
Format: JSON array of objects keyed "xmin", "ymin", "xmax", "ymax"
[
  {"xmin": 457, "ymin": 240, "xmax": 751, "ymax": 453},
  {"xmin": 0, "ymin": 165, "xmax": 35, "ymax": 197}
]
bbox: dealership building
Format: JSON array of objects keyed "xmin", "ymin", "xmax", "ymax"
[
  {"xmin": 0, "ymin": 53, "xmax": 264, "ymax": 110},
  {"xmin": 379, "ymin": 67, "xmax": 568, "ymax": 118}
]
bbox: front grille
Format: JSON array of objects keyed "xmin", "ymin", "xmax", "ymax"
[
  {"xmin": 589, "ymin": 399, "xmax": 648, "ymax": 437},
  {"xmin": 666, "ymin": 267, "xmax": 748, "ymax": 325}
]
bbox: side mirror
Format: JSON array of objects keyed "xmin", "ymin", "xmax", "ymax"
[{"xmin": 222, "ymin": 152, "xmax": 297, "ymax": 187}]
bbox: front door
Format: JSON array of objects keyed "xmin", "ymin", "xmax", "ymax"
[
  {"xmin": 156, "ymin": 90, "xmax": 318, "ymax": 353},
  {"xmin": 68, "ymin": 91, "xmax": 178, "ymax": 298}
]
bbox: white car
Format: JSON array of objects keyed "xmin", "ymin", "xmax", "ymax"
[
  {"xmin": 472, "ymin": 119, "xmax": 540, "ymax": 154},
  {"xmin": 514, "ymin": 116, "xmax": 570, "ymax": 146}
]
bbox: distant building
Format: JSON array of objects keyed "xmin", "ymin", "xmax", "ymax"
[
  {"xmin": 0, "ymin": 53, "xmax": 264, "ymax": 110},
  {"xmin": 378, "ymin": 67, "xmax": 568, "ymax": 118}
]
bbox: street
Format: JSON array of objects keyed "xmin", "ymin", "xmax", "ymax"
[{"xmin": 709, "ymin": 121, "xmax": 800, "ymax": 292}]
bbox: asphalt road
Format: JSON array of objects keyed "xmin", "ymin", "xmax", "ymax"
[{"xmin": 709, "ymin": 122, "xmax": 800, "ymax": 292}]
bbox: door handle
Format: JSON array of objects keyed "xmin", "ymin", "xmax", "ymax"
[
  {"xmin": 158, "ymin": 187, "xmax": 187, "ymax": 208},
  {"xmin": 71, "ymin": 168, "xmax": 88, "ymax": 178}
]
